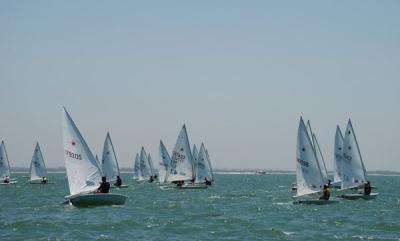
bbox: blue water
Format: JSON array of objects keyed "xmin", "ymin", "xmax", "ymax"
[{"xmin": 0, "ymin": 173, "xmax": 399, "ymax": 240}]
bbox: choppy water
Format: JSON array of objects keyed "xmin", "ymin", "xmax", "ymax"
[{"xmin": 0, "ymin": 173, "xmax": 399, "ymax": 240}]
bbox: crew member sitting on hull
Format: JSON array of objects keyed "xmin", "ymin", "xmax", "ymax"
[
  {"xmin": 319, "ymin": 184, "xmax": 330, "ymax": 200},
  {"xmin": 41, "ymin": 176, "xmax": 48, "ymax": 184},
  {"xmin": 149, "ymin": 176, "xmax": 154, "ymax": 183},
  {"xmin": 114, "ymin": 176, "xmax": 122, "ymax": 187},
  {"xmin": 364, "ymin": 181, "xmax": 371, "ymax": 195},
  {"xmin": 97, "ymin": 176, "xmax": 110, "ymax": 193}
]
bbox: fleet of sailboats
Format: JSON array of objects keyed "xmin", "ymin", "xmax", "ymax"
[{"xmin": 0, "ymin": 107, "xmax": 379, "ymax": 206}]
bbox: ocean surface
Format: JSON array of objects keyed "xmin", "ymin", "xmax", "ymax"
[{"xmin": 1, "ymin": 173, "xmax": 399, "ymax": 241}]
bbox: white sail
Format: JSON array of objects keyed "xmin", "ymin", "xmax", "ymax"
[
  {"xmin": 158, "ymin": 140, "xmax": 171, "ymax": 184},
  {"xmin": 101, "ymin": 132, "xmax": 120, "ymax": 182},
  {"xmin": 195, "ymin": 143, "xmax": 212, "ymax": 183},
  {"xmin": 0, "ymin": 141, "xmax": 11, "ymax": 180},
  {"xmin": 341, "ymin": 119, "xmax": 368, "ymax": 190},
  {"xmin": 133, "ymin": 153, "xmax": 140, "ymax": 180},
  {"xmin": 139, "ymin": 147, "xmax": 152, "ymax": 179},
  {"xmin": 296, "ymin": 117, "xmax": 324, "ymax": 197},
  {"xmin": 312, "ymin": 134, "xmax": 329, "ymax": 184},
  {"xmin": 168, "ymin": 124, "xmax": 194, "ymax": 182},
  {"xmin": 29, "ymin": 142, "xmax": 48, "ymax": 181},
  {"xmin": 334, "ymin": 126, "xmax": 344, "ymax": 184},
  {"xmin": 205, "ymin": 149, "xmax": 214, "ymax": 180},
  {"xmin": 62, "ymin": 107, "xmax": 102, "ymax": 196},
  {"xmin": 192, "ymin": 144, "xmax": 199, "ymax": 179},
  {"xmin": 147, "ymin": 153, "xmax": 155, "ymax": 176}
]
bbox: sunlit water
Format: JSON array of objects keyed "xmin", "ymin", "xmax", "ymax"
[{"xmin": 0, "ymin": 173, "xmax": 399, "ymax": 240}]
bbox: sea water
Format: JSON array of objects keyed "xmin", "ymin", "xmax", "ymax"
[{"xmin": 0, "ymin": 173, "xmax": 399, "ymax": 240}]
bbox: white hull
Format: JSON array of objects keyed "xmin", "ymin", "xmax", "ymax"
[
  {"xmin": 67, "ymin": 193, "xmax": 128, "ymax": 206},
  {"xmin": 294, "ymin": 199, "xmax": 339, "ymax": 205},
  {"xmin": 0, "ymin": 180, "xmax": 18, "ymax": 185},
  {"xmin": 339, "ymin": 193, "xmax": 378, "ymax": 200}
]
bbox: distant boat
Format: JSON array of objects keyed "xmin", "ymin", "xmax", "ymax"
[
  {"xmin": 164, "ymin": 125, "xmax": 206, "ymax": 189},
  {"xmin": 29, "ymin": 142, "xmax": 50, "ymax": 184},
  {"xmin": 194, "ymin": 143, "xmax": 213, "ymax": 185},
  {"xmin": 338, "ymin": 119, "xmax": 378, "ymax": 200},
  {"xmin": 147, "ymin": 153, "xmax": 157, "ymax": 179},
  {"xmin": 0, "ymin": 141, "xmax": 17, "ymax": 184},
  {"xmin": 255, "ymin": 170, "xmax": 266, "ymax": 175},
  {"xmin": 158, "ymin": 140, "xmax": 171, "ymax": 185},
  {"xmin": 132, "ymin": 153, "xmax": 141, "ymax": 180},
  {"xmin": 331, "ymin": 126, "xmax": 344, "ymax": 188},
  {"xmin": 101, "ymin": 132, "xmax": 128, "ymax": 188},
  {"xmin": 139, "ymin": 147, "xmax": 152, "ymax": 182},
  {"xmin": 62, "ymin": 107, "xmax": 127, "ymax": 206},
  {"xmin": 293, "ymin": 117, "xmax": 337, "ymax": 204}
]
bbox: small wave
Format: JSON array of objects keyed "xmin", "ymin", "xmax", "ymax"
[{"xmin": 208, "ymin": 195, "xmax": 222, "ymax": 199}]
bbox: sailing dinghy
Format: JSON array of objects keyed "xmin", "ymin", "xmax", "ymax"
[
  {"xmin": 29, "ymin": 142, "xmax": 52, "ymax": 184},
  {"xmin": 62, "ymin": 107, "xmax": 127, "ymax": 206},
  {"xmin": 194, "ymin": 143, "xmax": 213, "ymax": 185},
  {"xmin": 158, "ymin": 140, "xmax": 171, "ymax": 185},
  {"xmin": 0, "ymin": 141, "xmax": 17, "ymax": 184},
  {"xmin": 338, "ymin": 120, "xmax": 378, "ymax": 200},
  {"xmin": 293, "ymin": 118, "xmax": 338, "ymax": 204},
  {"xmin": 331, "ymin": 126, "xmax": 344, "ymax": 188},
  {"xmin": 101, "ymin": 133, "xmax": 128, "ymax": 188},
  {"xmin": 163, "ymin": 125, "xmax": 206, "ymax": 189}
]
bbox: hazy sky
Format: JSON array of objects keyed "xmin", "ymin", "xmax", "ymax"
[{"xmin": 1, "ymin": 1, "xmax": 399, "ymax": 171}]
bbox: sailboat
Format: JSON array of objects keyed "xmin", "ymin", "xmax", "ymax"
[
  {"xmin": 292, "ymin": 120, "xmax": 329, "ymax": 191},
  {"xmin": 338, "ymin": 119, "xmax": 378, "ymax": 200},
  {"xmin": 29, "ymin": 142, "xmax": 50, "ymax": 184},
  {"xmin": 205, "ymin": 149, "xmax": 215, "ymax": 182},
  {"xmin": 132, "ymin": 153, "xmax": 141, "ymax": 180},
  {"xmin": 163, "ymin": 124, "xmax": 206, "ymax": 189},
  {"xmin": 147, "ymin": 153, "xmax": 157, "ymax": 179},
  {"xmin": 139, "ymin": 147, "xmax": 152, "ymax": 182},
  {"xmin": 293, "ymin": 117, "xmax": 337, "ymax": 204},
  {"xmin": 194, "ymin": 143, "xmax": 213, "ymax": 185},
  {"xmin": 0, "ymin": 141, "xmax": 17, "ymax": 184},
  {"xmin": 62, "ymin": 107, "xmax": 127, "ymax": 206},
  {"xmin": 102, "ymin": 132, "xmax": 128, "ymax": 188},
  {"xmin": 192, "ymin": 144, "xmax": 199, "ymax": 179},
  {"xmin": 158, "ymin": 140, "xmax": 171, "ymax": 185},
  {"xmin": 331, "ymin": 126, "xmax": 344, "ymax": 188}
]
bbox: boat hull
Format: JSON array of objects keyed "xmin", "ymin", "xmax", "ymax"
[
  {"xmin": 339, "ymin": 193, "xmax": 378, "ymax": 200},
  {"xmin": 68, "ymin": 193, "xmax": 128, "ymax": 206},
  {"xmin": 0, "ymin": 180, "xmax": 18, "ymax": 185},
  {"xmin": 294, "ymin": 199, "xmax": 339, "ymax": 205}
]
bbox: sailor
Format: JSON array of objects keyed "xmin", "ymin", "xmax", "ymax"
[
  {"xmin": 319, "ymin": 184, "xmax": 330, "ymax": 200},
  {"xmin": 149, "ymin": 176, "xmax": 154, "ymax": 183},
  {"xmin": 3, "ymin": 176, "xmax": 10, "ymax": 183},
  {"xmin": 41, "ymin": 176, "xmax": 48, "ymax": 184},
  {"xmin": 205, "ymin": 177, "xmax": 212, "ymax": 185},
  {"xmin": 97, "ymin": 176, "xmax": 110, "ymax": 193},
  {"xmin": 364, "ymin": 181, "xmax": 371, "ymax": 195},
  {"xmin": 114, "ymin": 176, "xmax": 122, "ymax": 187}
]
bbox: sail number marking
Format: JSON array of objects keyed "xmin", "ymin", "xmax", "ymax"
[{"xmin": 65, "ymin": 150, "xmax": 82, "ymax": 160}]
